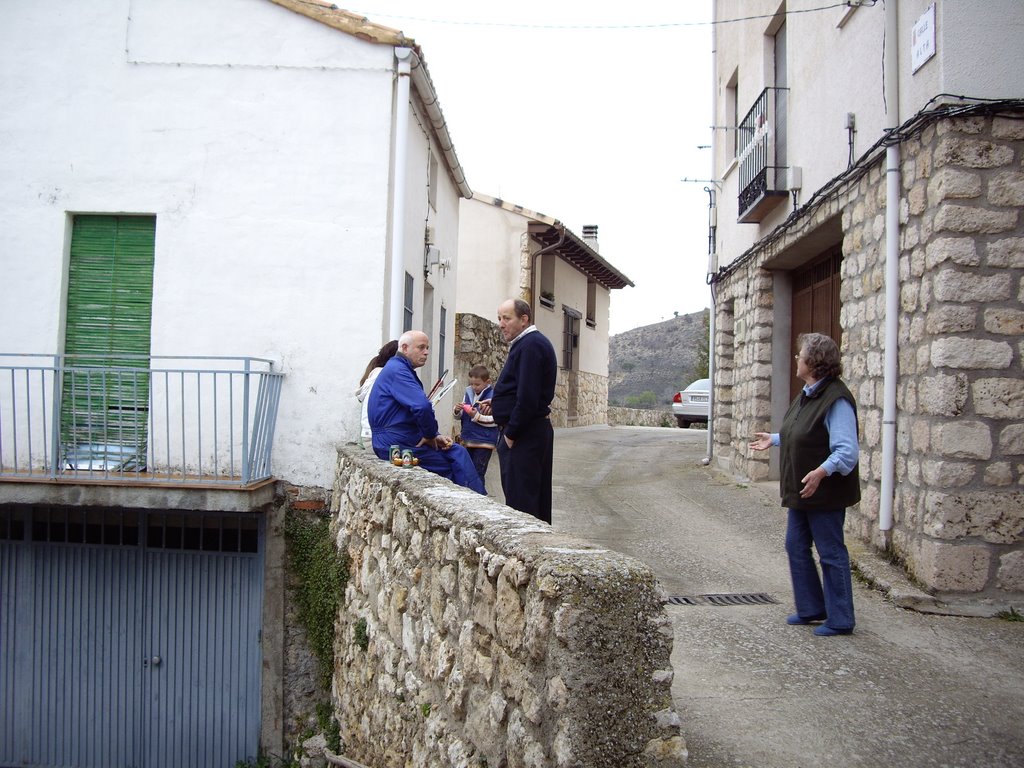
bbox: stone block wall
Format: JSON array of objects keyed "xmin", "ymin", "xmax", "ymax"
[
  {"xmin": 329, "ymin": 447, "xmax": 686, "ymax": 768},
  {"xmin": 713, "ymin": 111, "xmax": 1024, "ymax": 601},
  {"xmin": 712, "ymin": 265, "xmax": 783, "ymax": 486},
  {"xmin": 607, "ymin": 407, "xmax": 676, "ymax": 428},
  {"xmin": 875, "ymin": 114, "xmax": 1024, "ymax": 594},
  {"xmin": 453, "ymin": 313, "xmax": 509, "ymax": 409},
  {"xmin": 551, "ymin": 369, "xmax": 608, "ymax": 427}
]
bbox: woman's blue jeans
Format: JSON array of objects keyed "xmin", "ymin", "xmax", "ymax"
[{"xmin": 785, "ymin": 507, "xmax": 855, "ymax": 630}]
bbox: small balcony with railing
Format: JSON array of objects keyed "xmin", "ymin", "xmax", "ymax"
[
  {"xmin": 0, "ymin": 355, "xmax": 283, "ymax": 510},
  {"xmin": 737, "ymin": 87, "xmax": 790, "ymax": 224}
]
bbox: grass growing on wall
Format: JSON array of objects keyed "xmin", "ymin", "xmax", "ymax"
[{"xmin": 284, "ymin": 511, "xmax": 349, "ymax": 684}]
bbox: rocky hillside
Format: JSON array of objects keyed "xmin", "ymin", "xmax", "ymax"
[{"xmin": 608, "ymin": 309, "xmax": 709, "ymax": 407}]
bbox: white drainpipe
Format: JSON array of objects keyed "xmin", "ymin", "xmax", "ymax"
[
  {"xmin": 388, "ymin": 47, "xmax": 413, "ymax": 340},
  {"xmin": 705, "ymin": 3, "xmax": 718, "ymax": 466},
  {"xmin": 705, "ymin": 292, "xmax": 716, "ymax": 465},
  {"xmin": 879, "ymin": 0, "xmax": 900, "ymax": 531}
]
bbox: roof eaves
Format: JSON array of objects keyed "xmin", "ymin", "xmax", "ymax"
[
  {"xmin": 527, "ymin": 221, "xmax": 634, "ymax": 290},
  {"xmin": 472, "ymin": 193, "xmax": 561, "ymax": 228},
  {"xmin": 407, "ymin": 50, "xmax": 472, "ymax": 199},
  {"xmin": 471, "ymin": 194, "xmax": 632, "ymax": 289},
  {"xmin": 269, "ymin": 0, "xmax": 412, "ymax": 46}
]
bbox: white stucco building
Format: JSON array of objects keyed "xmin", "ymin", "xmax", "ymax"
[
  {"xmin": 709, "ymin": 0, "xmax": 1024, "ymax": 605},
  {"xmin": 457, "ymin": 194, "xmax": 633, "ymax": 427},
  {"xmin": 0, "ymin": 0, "xmax": 469, "ymax": 489},
  {"xmin": 0, "ymin": 0, "xmax": 471, "ymax": 763}
]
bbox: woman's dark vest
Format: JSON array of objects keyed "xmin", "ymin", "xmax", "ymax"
[{"xmin": 779, "ymin": 378, "xmax": 861, "ymax": 510}]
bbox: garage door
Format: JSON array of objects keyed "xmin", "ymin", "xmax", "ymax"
[{"xmin": 0, "ymin": 506, "xmax": 263, "ymax": 768}]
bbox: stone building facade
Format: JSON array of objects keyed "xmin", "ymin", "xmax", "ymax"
[
  {"xmin": 456, "ymin": 196, "xmax": 632, "ymax": 431},
  {"xmin": 712, "ymin": 107, "xmax": 1024, "ymax": 603},
  {"xmin": 453, "ymin": 312, "xmax": 611, "ymax": 431}
]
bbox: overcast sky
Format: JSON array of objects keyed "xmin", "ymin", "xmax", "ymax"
[{"xmin": 351, "ymin": 1, "xmax": 715, "ymax": 335}]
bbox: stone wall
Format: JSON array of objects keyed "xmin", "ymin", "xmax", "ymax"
[
  {"xmin": 329, "ymin": 447, "xmax": 687, "ymax": 768},
  {"xmin": 278, "ymin": 485, "xmax": 335, "ymax": 751},
  {"xmin": 453, "ymin": 313, "xmax": 509, "ymax": 410},
  {"xmin": 552, "ymin": 369, "xmax": 608, "ymax": 427},
  {"xmin": 608, "ymin": 407, "xmax": 676, "ymax": 428},
  {"xmin": 712, "ymin": 110, "xmax": 1024, "ymax": 601}
]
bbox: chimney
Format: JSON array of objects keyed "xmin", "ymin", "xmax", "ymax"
[{"xmin": 582, "ymin": 224, "xmax": 599, "ymax": 253}]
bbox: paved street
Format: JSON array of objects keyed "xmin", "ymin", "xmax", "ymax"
[{"xmin": 547, "ymin": 425, "xmax": 1024, "ymax": 768}]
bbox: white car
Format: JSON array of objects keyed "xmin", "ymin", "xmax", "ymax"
[{"xmin": 672, "ymin": 378, "xmax": 710, "ymax": 428}]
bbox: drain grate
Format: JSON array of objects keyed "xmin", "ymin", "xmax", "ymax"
[
  {"xmin": 665, "ymin": 592, "xmax": 779, "ymax": 607},
  {"xmin": 664, "ymin": 595, "xmax": 704, "ymax": 606}
]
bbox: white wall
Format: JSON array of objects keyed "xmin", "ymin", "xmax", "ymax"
[
  {"xmin": 713, "ymin": 0, "xmax": 888, "ymax": 268},
  {"xmin": 456, "ymin": 199, "xmax": 525, "ymax": 320},
  {"xmin": 533, "ymin": 260, "xmax": 610, "ymax": 377},
  {"xmin": 902, "ymin": 0, "xmax": 1024, "ymax": 114},
  {"xmin": 0, "ymin": 0, "xmax": 464, "ymax": 487},
  {"xmin": 401, "ymin": 98, "xmax": 462, "ymax": 432},
  {"xmin": 585, "ymin": 287, "xmax": 612, "ymax": 376},
  {"xmin": 712, "ymin": 0, "xmax": 1023, "ymax": 273},
  {"xmin": 458, "ymin": 199, "xmax": 613, "ymax": 377}
]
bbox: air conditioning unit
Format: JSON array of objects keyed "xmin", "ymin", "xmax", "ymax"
[{"xmin": 787, "ymin": 166, "xmax": 803, "ymax": 191}]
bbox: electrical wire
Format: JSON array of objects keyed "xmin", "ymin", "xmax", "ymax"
[
  {"xmin": 348, "ymin": 1, "xmax": 878, "ymax": 31},
  {"xmin": 710, "ymin": 96, "xmax": 1024, "ymax": 284}
]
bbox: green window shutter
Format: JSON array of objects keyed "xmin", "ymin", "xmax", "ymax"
[
  {"xmin": 62, "ymin": 216, "xmax": 156, "ymax": 467},
  {"xmin": 65, "ymin": 216, "xmax": 156, "ymax": 360}
]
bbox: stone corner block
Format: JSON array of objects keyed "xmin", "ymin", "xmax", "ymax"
[
  {"xmin": 997, "ymin": 550, "xmax": 1024, "ymax": 592},
  {"xmin": 910, "ymin": 537, "xmax": 991, "ymax": 593}
]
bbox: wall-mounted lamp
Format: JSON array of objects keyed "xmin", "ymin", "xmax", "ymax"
[{"xmin": 424, "ymin": 245, "xmax": 450, "ymax": 279}]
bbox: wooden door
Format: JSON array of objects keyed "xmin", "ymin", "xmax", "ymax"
[{"xmin": 790, "ymin": 246, "xmax": 842, "ymax": 400}]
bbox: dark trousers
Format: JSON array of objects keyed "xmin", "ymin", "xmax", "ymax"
[
  {"xmin": 466, "ymin": 446, "xmax": 493, "ymax": 492},
  {"xmin": 497, "ymin": 418, "xmax": 553, "ymax": 524}
]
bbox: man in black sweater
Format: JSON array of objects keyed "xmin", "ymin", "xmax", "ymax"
[{"xmin": 482, "ymin": 298, "xmax": 557, "ymax": 523}]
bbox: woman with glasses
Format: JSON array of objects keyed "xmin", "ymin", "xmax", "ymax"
[{"xmin": 749, "ymin": 332, "xmax": 860, "ymax": 636}]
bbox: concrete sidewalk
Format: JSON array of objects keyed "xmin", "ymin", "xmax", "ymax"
[{"xmin": 550, "ymin": 425, "xmax": 1024, "ymax": 768}]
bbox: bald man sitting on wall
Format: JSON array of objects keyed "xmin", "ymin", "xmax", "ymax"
[{"xmin": 367, "ymin": 330, "xmax": 485, "ymax": 494}]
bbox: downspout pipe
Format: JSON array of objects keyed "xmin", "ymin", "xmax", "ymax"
[
  {"xmin": 704, "ymin": 187, "xmax": 718, "ymax": 465},
  {"xmin": 388, "ymin": 47, "xmax": 413, "ymax": 340},
  {"xmin": 880, "ymin": 0, "xmax": 900, "ymax": 532},
  {"xmin": 705, "ymin": 7, "xmax": 718, "ymax": 464}
]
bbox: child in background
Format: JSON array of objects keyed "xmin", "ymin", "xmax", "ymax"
[{"xmin": 454, "ymin": 365, "xmax": 498, "ymax": 491}]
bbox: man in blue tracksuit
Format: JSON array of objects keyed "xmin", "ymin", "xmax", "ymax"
[
  {"xmin": 481, "ymin": 299, "xmax": 557, "ymax": 523},
  {"xmin": 368, "ymin": 330, "xmax": 484, "ymax": 494}
]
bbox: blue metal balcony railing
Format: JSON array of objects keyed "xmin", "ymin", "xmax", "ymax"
[
  {"xmin": 737, "ymin": 87, "xmax": 789, "ymax": 223},
  {"xmin": 0, "ymin": 354, "xmax": 283, "ymax": 487}
]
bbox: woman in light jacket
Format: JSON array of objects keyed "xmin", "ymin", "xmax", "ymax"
[{"xmin": 354, "ymin": 340, "xmax": 398, "ymax": 448}]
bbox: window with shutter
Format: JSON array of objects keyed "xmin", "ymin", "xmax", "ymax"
[{"xmin": 62, "ymin": 215, "xmax": 156, "ymax": 469}]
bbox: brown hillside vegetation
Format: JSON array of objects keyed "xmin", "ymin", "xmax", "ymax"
[{"xmin": 608, "ymin": 309, "xmax": 709, "ymax": 407}]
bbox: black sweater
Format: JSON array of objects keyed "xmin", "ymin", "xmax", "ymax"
[{"xmin": 490, "ymin": 329, "xmax": 557, "ymax": 440}]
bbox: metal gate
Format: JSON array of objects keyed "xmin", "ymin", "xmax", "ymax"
[{"xmin": 0, "ymin": 506, "xmax": 263, "ymax": 768}]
